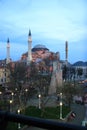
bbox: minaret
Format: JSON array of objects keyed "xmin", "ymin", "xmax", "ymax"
[
  {"xmin": 65, "ymin": 41, "xmax": 68, "ymax": 65},
  {"xmin": 6, "ymin": 38, "xmax": 10, "ymax": 64},
  {"xmin": 27, "ymin": 29, "xmax": 32, "ymax": 65}
]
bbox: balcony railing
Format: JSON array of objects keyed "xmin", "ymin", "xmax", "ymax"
[{"xmin": 0, "ymin": 110, "xmax": 86, "ymax": 130}]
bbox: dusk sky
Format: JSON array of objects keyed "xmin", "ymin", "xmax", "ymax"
[{"xmin": 0, "ymin": 0, "xmax": 87, "ymax": 64}]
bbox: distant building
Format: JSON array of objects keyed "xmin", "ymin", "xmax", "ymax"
[
  {"xmin": 0, "ymin": 61, "xmax": 10, "ymax": 86},
  {"xmin": 72, "ymin": 61, "xmax": 87, "ymax": 79}
]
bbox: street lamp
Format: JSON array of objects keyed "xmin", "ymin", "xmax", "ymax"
[
  {"xmin": 25, "ymin": 88, "xmax": 28, "ymax": 92},
  {"xmin": 25, "ymin": 89, "xmax": 28, "ymax": 102},
  {"xmin": 9, "ymin": 100, "xmax": 13, "ymax": 112},
  {"xmin": 0, "ymin": 91, "xmax": 2, "ymax": 100},
  {"xmin": 38, "ymin": 94, "xmax": 41, "ymax": 109},
  {"xmin": 17, "ymin": 109, "xmax": 21, "ymax": 129},
  {"xmin": 0, "ymin": 91, "xmax": 2, "ymax": 94},
  {"xmin": 60, "ymin": 93, "xmax": 63, "ymax": 119},
  {"xmin": 11, "ymin": 92, "xmax": 14, "ymax": 101}
]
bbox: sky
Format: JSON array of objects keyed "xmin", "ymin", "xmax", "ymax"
[{"xmin": 0, "ymin": 0, "xmax": 87, "ymax": 64}]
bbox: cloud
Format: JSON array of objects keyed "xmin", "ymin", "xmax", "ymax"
[{"xmin": 0, "ymin": 0, "xmax": 86, "ymax": 41}]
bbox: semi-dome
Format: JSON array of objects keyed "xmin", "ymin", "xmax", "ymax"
[{"xmin": 32, "ymin": 44, "xmax": 49, "ymax": 52}]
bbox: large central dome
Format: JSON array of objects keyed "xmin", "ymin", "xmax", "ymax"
[
  {"xmin": 34, "ymin": 44, "xmax": 46, "ymax": 48},
  {"xmin": 32, "ymin": 44, "xmax": 49, "ymax": 52}
]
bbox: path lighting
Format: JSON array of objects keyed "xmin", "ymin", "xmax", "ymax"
[
  {"xmin": 38, "ymin": 94, "xmax": 41, "ymax": 109},
  {"xmin": 11, "ymin": 92, "xmax": 14, "ymax": 101},
  {"xmin": 17, "ymin": 109, "xmax": 21, "ymax": 129},
  {"xmin": 25, "ymin": 89, "xmax": 28, "ymax": 101},
  {"xmin": 9, "ymin": 100, "xmax": 13, "ymax": 112},
  {"xmin": 0, "ymin": 91, "xmax": 2, "ymax": 94},
  {"xmin": 25, "ymin": 89, "xmax": 28, "ymax": 92},
  {"xmin": 60, "ymin": 93, "xmax": 63, "ymax": 119},
  {"xmin": 15, "ymin": 88, "xmax": 17, "ymax": 91},
  {"xmin": 0, "ymin": 91, "xmax": 2, "ymax": 100}
]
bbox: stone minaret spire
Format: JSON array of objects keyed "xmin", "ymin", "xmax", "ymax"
[
  {"xmin": 27, "ymin": 29, "xmax": 32, "ymax": 65},
  {"xmin": 65, "ymin": 41, "xmax": 68, "ymax": 65},
  {"xmin": 6, "ymin": 38, "xmax": 10, "ymax": 64}
]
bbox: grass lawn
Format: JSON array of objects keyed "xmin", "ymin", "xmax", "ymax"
[
  {"xmin": 6, "ymin": 122, "xmax": 18, "ymax": 130},
  {"xmin": 24, "ymin": 105, "xmax": 70, "ymax": 119}
]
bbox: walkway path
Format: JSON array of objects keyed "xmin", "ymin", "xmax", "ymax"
[{"xmin": 70, "ymin": 103, "xmax": 85, "ymax": 125}]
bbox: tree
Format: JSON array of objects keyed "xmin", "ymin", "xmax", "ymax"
[
  {"xmin": 62, "ymin": 82, "xmax": 77, "ymax": 108},
  {"xmin": 8, "ymin": 62, "xmax": 27, "ymax": 90},
  {"xmin": 77, "ymin": 68, "xmax": 83, "ymax": 79},
  {"xmin": 62, "ymin": 65, "xmax": 68, "ymax": 81}
]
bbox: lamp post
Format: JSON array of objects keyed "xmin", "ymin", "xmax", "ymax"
[
  {"xmin": 0, "ymin": 91, "xmax": 2, "ymax": 100},
  {"xmin": 11, "ymin": 92, "xmax": 14, "ymax": 101},
  {"xmin": 0, "ymin": 91, "xmax": 2, "ymax": 94},
  {"xmin": 9, "ymin": 100, "xmax": 13, "ymax": 112},
  {"xmin": 25, "ymin": 88, "xmax": 28, "ymax": 103},
  {"xmin": 17, "ymin": 109, "xmax": 21, "ymax": 129},
  {"xmin": 38, "ymin": 94, "xmax": 41, "ymax": 109},
  {"xmin": 60, "ymin": 93, "xmax": 63, "ymax": 119}
]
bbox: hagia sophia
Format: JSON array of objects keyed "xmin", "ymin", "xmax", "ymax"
[
  {"xmin": 0, "ymin": 29, "xmax": 69, "ymax": 94},
  {"xmin": 0, "ymin": 29, "xmax": 68, "ymax": 67},
  {"xmin": 20, "ymin": 29, "xmax": 68, "ymax": 66},
  {"xmin": 21, "ymin": 44, "xmax": 50, "ymax": 62}
]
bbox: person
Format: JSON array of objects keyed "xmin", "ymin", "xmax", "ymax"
[{"xmin": 67, "ymin": 111, "xmax": 76, "ymax": 122}]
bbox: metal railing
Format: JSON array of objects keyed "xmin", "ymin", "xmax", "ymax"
[{"xmin": 0, "ymin": 110, "xmax": 87, "ymax": 130}]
